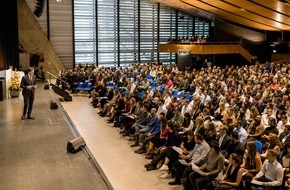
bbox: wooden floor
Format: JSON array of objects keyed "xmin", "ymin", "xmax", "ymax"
[{"xmin": 0, "ymin": 81, "xmax": 182, "ymax": 190}]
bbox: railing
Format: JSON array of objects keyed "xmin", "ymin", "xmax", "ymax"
[
  {"xmin": 157, "ymin": 42, "xmax": 254, "ymax": 62},
  {"xmin": 46, "ymin": 71, "xmax": 69, "ymax": 85}
]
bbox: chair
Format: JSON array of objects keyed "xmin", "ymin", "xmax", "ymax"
[
  {"xmin": 147, "ymin": 75, "xmax": 153, "ymax": 83},
  {"xmin": 139, "ymin": 90, "xmax": 145, "ymax": 99},
  {"xmin": 107, "ymin": 81, "xmax": 115, "ymax": 89},
  {"xmin": 177, "ymin": 91, "xmax": 184, "ymax": 99},
  {"xmin": 84, "ymin": 82, "xmax": 93, "ymax": 91},
  {"xmin": 254, "ymin": 140, "xmax": 262, "ymax": 154},
  {"xmin": 173, "ymin": 90, "xmax": 178, "ymax": 98},
  {"xmin": 184, "ymin": 93, "xmax": 191, "ymax": 100},
  {"xmin": 84, "ymin": 80, "xmax": 89, "ymax": 87},
  {"xmin": 76, "ymin": 82, "xmax": 85, "ymax": 91}
]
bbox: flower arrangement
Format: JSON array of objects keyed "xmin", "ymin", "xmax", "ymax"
[{"xmin": 9, "ymin": 71, "xmax": 21, "ymax": 91}]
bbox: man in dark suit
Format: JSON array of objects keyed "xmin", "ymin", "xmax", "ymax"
[
  {"xmin": 20, "ymin": 67, "xmax": 37, "ymax": 120},
  {"xmin": 218, "ymin": 125, "xmax": 231, "ymax": 155}
]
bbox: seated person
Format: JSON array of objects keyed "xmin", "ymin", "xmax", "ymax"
[
  {"xmin": 130, "ymin": 108, "xmax": 159, "ymax": 147},
  {"xmin": 223, "ymin": 131, "xmax": 245, "ymax": 164},
  {"xmin": 134, "ymin": 112, "xmax": 166, "ymax": 154},
  {"xmin": 168, "ymin": 133, "xmax": 210, "ymax": 185},
  {"xmin": 37, "ymin": 65, "xmax": 45, "ymax": 81},
  {"xmin": 158, "ymin": 130, "xmax": 195, "ymax": 179},
  {"xmin": 183, "ymin": 140, "xmax": 225, "ymax": 190},
  {"xmin": 207, "ymin": 153, "xmax": 243, "ymax": 190},
  {"xmin": 240, "ymin": 141, "xmax": 263, "ymax": 189},
  {"xmin": 251, "ymin": 149, "xmax": 284, "ymax": 190},
  {"xmin": 144, "ymin": 121, "xmax": 182, "ymax": 171}
]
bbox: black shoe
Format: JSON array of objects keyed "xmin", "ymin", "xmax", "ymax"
[
  {"xmin": 130, "ymin": 143, "xmax": 139, "ymax": 147},
  {"xmin": 146, "ymin": 165, "xmax": 156, "ymax": 171},
  {"xmin": 21, "ymin": 116, "xmax": 25, "ymax": 120},
  {"xmin": 27, "ymin": 116, "xmax": 35, "ymax": 120},
  {"xmin": 144, "ymin": 163, "xmax": 152, "ymax": 168},
  {"xmin": 168, "ymin": 180, "xmax": 181, "ymax": 185}
]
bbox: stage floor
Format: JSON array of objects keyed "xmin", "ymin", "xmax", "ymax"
[
  {"xmin": 0, "ymin": 81, "xmax": 182, "ymax": 190},
  {"xmin": 61, "ymin": 95, "xmax": 182, "ymax": 190}
]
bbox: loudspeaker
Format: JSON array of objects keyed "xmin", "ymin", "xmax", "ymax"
[
  {"xmin": 67, "ymin": 137, "xmax": 86, "ymax": 153},
  {"xmin": 44, "ymin": 83, "xmax": 49, "ymax": 90},
  {"xmin": 50, "ymin": 100, "xmax": 58, "ymax": 110}
]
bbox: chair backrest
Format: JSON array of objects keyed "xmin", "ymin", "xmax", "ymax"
[
  {"xmin": 84, "ymin": 80, "xmax": 89, "ymax": 86},
  {"xmin": 77, "ymin": 82, "xmax": 84, "ymax": 88},
  {"xmin": 254, "ymin": 140, "xmax": 262, "ymax": 154},
  {"xmin": 85, "ymin": 83, "xmax": 92, "ymax": 90}
]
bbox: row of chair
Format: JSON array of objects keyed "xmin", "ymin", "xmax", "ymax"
[{"xmin": 76, "ymin": 80, "xmax": 93, "ymax": 92}]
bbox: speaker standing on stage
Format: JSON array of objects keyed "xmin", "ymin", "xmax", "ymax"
[{"xmin": 21, "ymin": 67, "xmax": 37, "ymax": 120}]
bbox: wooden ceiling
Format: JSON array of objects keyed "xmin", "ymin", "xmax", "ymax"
[{"xmin": 152, "ymin": 0, "xmax": 290, "ymax": 31}]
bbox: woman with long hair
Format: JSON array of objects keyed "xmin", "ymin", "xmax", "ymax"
[{"xmin": 240, "ymin": 141, "xmax": 263, "ymax": 189}]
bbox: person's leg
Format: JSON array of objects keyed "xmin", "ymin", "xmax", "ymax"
[
  {"xmin": 188, "ymin": 171, "xmax": 202, "ymax": 190},
  {"xmin": 169, "ymin": 164, "xmax": 190, "ymax": 185},
  {"xmin": 22, "ymin": 96, "xmax": 29, "ymax": 117},
  {"xmin": 27, "ymin": 95, "xmax": 35, "ymax": 117},
  {"xmin": 195, "ymin": 176, "xmax": 212, "ymax": 190}
]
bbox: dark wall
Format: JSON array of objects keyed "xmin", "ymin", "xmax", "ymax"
[
  {"xmin": 214, "ymin": 19, "xmax": 272, "ymax": 64},
  {"xmin": 0, "ymin": 0, "xmax": 19, "ymax": 69}
]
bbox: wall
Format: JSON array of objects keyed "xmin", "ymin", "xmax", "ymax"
[
  {"xmin": 214, "ymin": 19, "xmax": 272, "ymax": 64},
  {"xmin": 18, "ymin": 0, "xmax": 65, "ymax": 77}
]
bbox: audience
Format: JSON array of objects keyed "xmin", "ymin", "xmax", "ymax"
[{"xmin": 60, "ymin": 59, "xmax": 290, "ymax": 188}]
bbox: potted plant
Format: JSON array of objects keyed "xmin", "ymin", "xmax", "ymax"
[{"xmin": 9, "ymin": 71, "xmax": 21, "ymax": 98}]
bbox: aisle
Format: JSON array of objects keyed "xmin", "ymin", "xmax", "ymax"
[{"xmin": 61, "ymin": 96, "xmax": 182, "ymax": 190}]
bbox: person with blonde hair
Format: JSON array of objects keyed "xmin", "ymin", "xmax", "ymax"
[{"xmin": 252, "ymin": 149, "xmax": 283, "ymax": 190}]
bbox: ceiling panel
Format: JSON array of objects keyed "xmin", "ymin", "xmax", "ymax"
[{"xmin": 152, "ymin": 0, "xmax": 290, "ymax": 31}]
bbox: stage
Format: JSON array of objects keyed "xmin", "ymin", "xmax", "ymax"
[{"xmin": 0, "ymin": 82, "xmax": 181, "ymax": 190}]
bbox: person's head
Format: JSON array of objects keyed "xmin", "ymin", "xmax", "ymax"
[
  {"xmin": 284, "ymin": 125, "xmax": 290, "ymax": 135},
  {"xmin": 254, "ymin": 115, "xmax": 261, "ymax": 125},
  {"xmin": 187, "ymin": 131, "xmax": 194, "ymax": 141},
  {"xmin": 267, "ymin": 149, "xmax": 279, "ymax": 163},
  {"xmin": 268, "ymin": 116, "xmax": 277, "ymax": 127},
  {"xmin": 236, "ymin": 120, "xmax": 243, "ymax": 129},
  {"xmin": 159, "ymin": 99, "xmax": 165, "ymax": 105},
  {"xmin": 28, "ymin": 67, "xmax": 34, "ymax": 75},
  {"xmin": 230, "ymin": 131, "xmax": 239, "ymax": 142},
  {"xmin": 281, "ymin": 114, "xmax": 288, "ymax": 124},
  {"xmin": 209, "ymin": 140, "xmax": 220, "ymax": 153},
  {"xmin": 229, "ymin": 153, "xmax": 242, "ymax": 165},
  {"xmin": 246, "ymin": 141, "xmax": 258, "ymax": 154},
  {"xmin": 159, "ymin": 112, "xmax": 165, "ymax": 119},
  {"xmin": 219, "ymin": 125, "xmax": 228, "ymax": 135},
  {"xmin": 194, "ymin": 133, "xmax": 204, "ymax": 144}
]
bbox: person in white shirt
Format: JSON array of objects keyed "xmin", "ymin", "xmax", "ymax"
[
  {"xmin": 181, "ymin": 99, "xmax": 192, "ymax": 116},
  {"xmin": 277, "ymin": 114, "xmax": 290, "ymax": 135},
  {"xmin": 156, "ymin": 99, "xmax": 167, "ymax": 117},
  {"xmin": 168, "ymin": 134, "xmax": 210, "ymax": 185},
  {"xmin": 252, "ymin": 149, "xmax": 284, "ymax": 190},
  {"xmin": 164, "ymin": 92, "xmax": 172, "ymax": 108},
  {"xmin": 200, "ymin": 89, "xmax": 211, "ymax": 106},
  {"xmin": 146, "ymin": 86, "xmax": 154, "ymax": 99},
  {"xmin": 233, "ymin": 120, "xmax": 248, "ymax": 145},
  {"xmin": 262, "ymin": 108, "xmax": 275, "ymax": 129},
  {"xmin": 189, "ymin": 94, "xmax": 200, "ymax": 107}
]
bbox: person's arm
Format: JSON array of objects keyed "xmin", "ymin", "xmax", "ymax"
[
  {"xmin": 207, "ymin": 155, "xmax": 224, "ymax": 177},
  {"xmin": 253, "ymin": 160, "xmax": 266, "ymax": 179},
  {"xmin": 252, "ymin": 125, "xmax": 264, "ymax": 138},
  {"xmin": 194, "ymin": 144, "xmax": 210, "ymax": 165}
]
